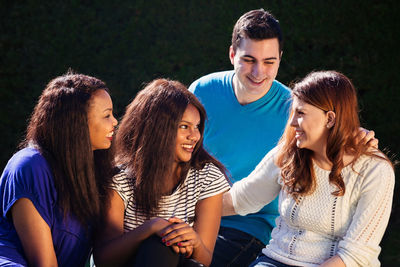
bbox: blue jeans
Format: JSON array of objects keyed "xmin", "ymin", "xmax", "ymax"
[
  {"xmin": 249, "ymin": 255, "xmax": 295, "ymax": 267},
  {"xmin": 210, "ymin": 227, "xmax": 265, "ymax": 267}
]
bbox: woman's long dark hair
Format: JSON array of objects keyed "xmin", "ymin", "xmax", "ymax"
[
  {"xmin": 21, "ymin": 73, "xmax": 114, "ymax": 226},
  {"xmin": 115, "ymin": 79, "xmax": 226, "ymax": 217}
]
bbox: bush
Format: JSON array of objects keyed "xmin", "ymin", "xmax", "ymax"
[{"xmin": 1, "ymin": 1, "xmax": 398, "ymax": 264}]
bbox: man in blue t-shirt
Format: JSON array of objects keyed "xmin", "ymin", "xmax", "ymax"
[{"xmin": 189, "ymin": 9, "xmax": 291, "ymax": 267}]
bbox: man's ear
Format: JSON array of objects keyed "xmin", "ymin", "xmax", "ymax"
[
  {"xmin": 326, "ymin": 111, "xmax": 336, "ymax": 129},
  {"xmin": 229, "ymin": 46, "xmax": 235, "ymax": 65}
]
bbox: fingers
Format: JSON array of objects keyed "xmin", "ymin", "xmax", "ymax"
[
  {"xmin": 169, "ymin": 243, "xmax": 193, "ymax": 257},
  {"xmin": 177, "ymin": 245, "xmax": 187, "ymax": 255},
  {"xmin": 150, "ymin": 218, "xmax": 173, "ymax": 237},
  {"xmin": 367, "ymin": 138, "xmax": 379, "ymax": 149},
  {"xmin": 168, "ymin": 217, "xmax": 184, "ymax": 224},
  {"xmin": 355, "ymin": 127, "xmax": 367, "ymax": 140},
  {"xmin": 363, "ymin": 130, "xmax": 375, "ymax": 145},
  {"xmin": 162, "ymin": 228, "xmax": 196, "ymax": 246},
  {"xmin": 159, "ymin": 217, "xmax": 200, "ymax": 252},
  {"xmin": 162, "ymin": 228, "xmax": 195, "ymax": 257},
  {"xmin": 170, "ymin": 244, "xmax": 193, "ymax": 257},
  {"xmin": 176, "ymin": 240, "xmax": 193, "ymax": 247},
  {"xmin": 361, "ymin": 129, "xmax": 379, "ymax": 148},
  {"xmin": 167, "ymin": 242, "xmax": 192, "ymax": 257},
  {"xmin": 355, "ymin": 128, "xmax": 378, "ymax": 149},
  {"xmin": 184, "ymin": 245, "xmax": 193, "ymax": 258},
  {"xmin": 160, "ymin": 220, "xmax": 189, "ymax": 237},
  {"xmin": 161, "ymin": 223, "xmax": 200, "ymax": 249},
  {"xmin": 170, "ymin": 244, "xmax": 180, "ymax": 254},
  {"xmin": 176, "ymin": 244, "xmax": 193, "ymax": 258}
]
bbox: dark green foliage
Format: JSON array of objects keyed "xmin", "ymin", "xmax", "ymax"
[{"xmin": 1, "ymin": 0, "xmax": 399, "ymax": 264}]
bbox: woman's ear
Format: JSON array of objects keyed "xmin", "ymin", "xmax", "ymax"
[{"xmin": 326, "ymin": 111, "xmax": 336, "ymax": 129}]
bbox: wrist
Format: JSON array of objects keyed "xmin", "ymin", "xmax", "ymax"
[
  {"xmin": 192, "ymin": 237, "xmax": 203, "ymax": 250},
  {"xmin": 144, "ymin": 218, "xmax": 159, "ymax": 234}
]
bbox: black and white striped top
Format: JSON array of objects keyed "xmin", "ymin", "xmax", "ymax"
[{"xmin": 111, "ymin": 163, "xmax": 230, "ymax": 231}]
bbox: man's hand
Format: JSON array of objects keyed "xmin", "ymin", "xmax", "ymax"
[{"xmin": 356, "ymin": 127, "xmax": 378, "ymax": 148}]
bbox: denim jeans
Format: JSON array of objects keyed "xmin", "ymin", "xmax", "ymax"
[
  {"xmin": 210, "ymin": 227, "xmax": 265, "ymax": 267},
  {"xmin": 249, "ymin": 255, "xmax": 295, "ymax": 267}
]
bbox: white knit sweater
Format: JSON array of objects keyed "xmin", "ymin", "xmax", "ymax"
[{"xmin": 230, "ymin": 147, "xmax": 394, "ymax": 267}]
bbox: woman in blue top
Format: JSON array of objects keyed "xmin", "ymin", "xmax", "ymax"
[{"xmin": 0, "ymin": 73, "xmax": 118, "ymax": 266}]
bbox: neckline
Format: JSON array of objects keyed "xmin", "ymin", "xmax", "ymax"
[
  {"xmin": 162, "ymin": 168, "xmax": 192, "ymax": 197},
  {"xmin": 312, "ymin": 154, "xmax": 364, "ymax": 174},
  {"xmin": 229, "ymin": 72, "xmax": 277, "ymax": 109}
]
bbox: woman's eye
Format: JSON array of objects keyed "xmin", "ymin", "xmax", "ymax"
[{"xmin": 179, "ymin": 124, "xmax": 188, "ymax": 129}]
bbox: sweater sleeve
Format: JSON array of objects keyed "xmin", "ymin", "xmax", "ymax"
[
  {"xmin": 230, "ymin": 147, "xmax": 281, "ymax": 215},
  {"xmin": 337, "ymin": 158, "xmax": 395, "ymax": 266}
]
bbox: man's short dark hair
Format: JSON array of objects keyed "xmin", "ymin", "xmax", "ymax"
[{"xmin": 232, "ymin": 9, "xmax": 283, "ymax": 52}]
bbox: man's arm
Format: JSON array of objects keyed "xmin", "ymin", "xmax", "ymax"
[{"xmin": 221, "ymin": 191, "xmax": 236, "ymax": 216}]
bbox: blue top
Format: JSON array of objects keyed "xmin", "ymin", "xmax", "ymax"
[
  {"xmin": 189, "ymin": 70, "xmax": 291, "ymax": 244},
  {"xmin": 0, "ymin": 147, "xmax": 92, "ymax": 267}
]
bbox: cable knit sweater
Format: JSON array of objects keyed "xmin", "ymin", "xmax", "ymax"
[{"xmin": 230, "ymin": 147, "xmax": 394, "ymax": 267}]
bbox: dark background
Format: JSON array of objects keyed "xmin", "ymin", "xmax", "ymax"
[{"xmin": 1, "ymin": 0, "xmax": 399, "ymax": 264}]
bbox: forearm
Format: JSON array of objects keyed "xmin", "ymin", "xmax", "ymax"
[
  {"xmin": 193, "ymin": 194, "xmax": 224, "ymax": 266},
  {"xmin": 191, "ymin": 242, "xmax": 213, "ymax": 267},
  {"xmin": 221, "ymin": 191, "xmax": 236, "ymax": 216},
  {"xmin": 227, "ymin": 148, "xmax": 282, "ymax": 215}
]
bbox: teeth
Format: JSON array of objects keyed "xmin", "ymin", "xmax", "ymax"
[
  {"xmin": 249, "ymin": 77, "xmax": 265, "ymax": 83},
  {"xmin": 295, "ymin": 131, "xmax": 303, "ymax": 138},
  {"xmin": 182, "ymin": 144, "xmax": 193, "ymax": 149},
  {"xmin": 106, "ymin": 132, "xmax": 114, "ymax": 137}
]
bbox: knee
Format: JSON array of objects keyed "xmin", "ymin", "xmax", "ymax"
[{"xmin": 134, "ymin": 235, "xmax": 179, "ymax": 266}]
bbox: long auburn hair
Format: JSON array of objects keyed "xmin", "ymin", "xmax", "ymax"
[
  {"xmin": 276, "ymin": 70, "xmax": 391, "ymax": 199},
  {"xmin": 21, "ymin": 73, "xmax": 114, "ymax": 227},
  {"xmin": 115, "ymin": 78, "xmax": 226, "ymax": 217}
]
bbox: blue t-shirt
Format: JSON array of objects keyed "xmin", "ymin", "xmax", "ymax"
[
  {"xmin": 0, "ymin": 147, "xmax": 92, "ymax": 267},
  {"xmin": 189, "ymin": 70, "xmax": 291, "ymax": 244}
]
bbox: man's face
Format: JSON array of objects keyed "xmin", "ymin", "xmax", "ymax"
[{"xmin": 230, "ymin": 38, "xmax": 281, "ymax": 102}]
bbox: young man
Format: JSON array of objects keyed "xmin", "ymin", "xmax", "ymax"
[
  {"xmin": 190, "ymin": 8, "xmax": 378, "ymax": 267},
  {"xmin": 189, "ymin": 9, "xmax": 290, "ymax": 266}
]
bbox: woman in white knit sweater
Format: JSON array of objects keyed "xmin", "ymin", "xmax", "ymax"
[{"xmin": 223, "ymin": 71, "xmax": 395, "ymax": 267}]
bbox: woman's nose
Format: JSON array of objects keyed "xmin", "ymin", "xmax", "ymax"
[
  {"xmin": 188, "ymin": 129, "xmax": 200, "ymax": 142},
  {"xmin": 289, "ymin": 114, "xmax": 297, "ymax": 127}
]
